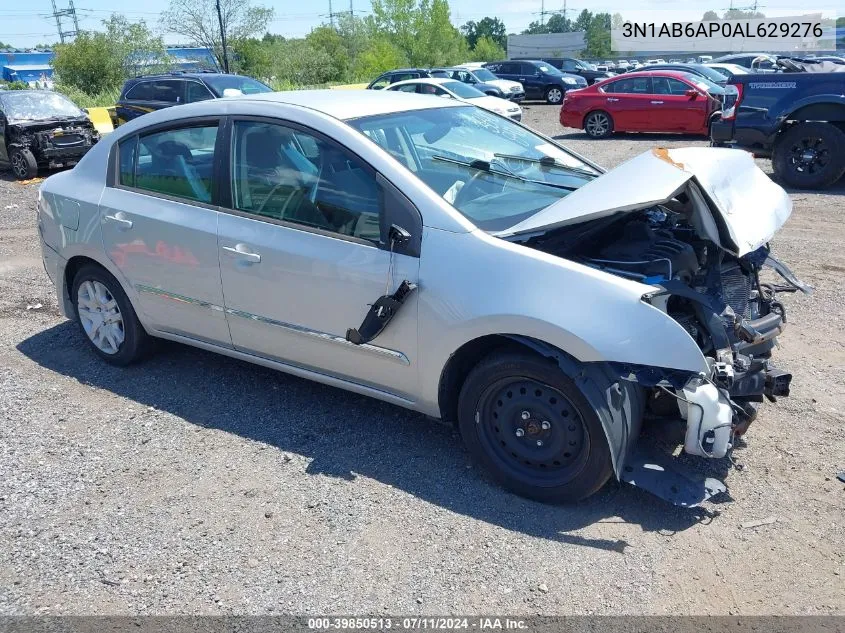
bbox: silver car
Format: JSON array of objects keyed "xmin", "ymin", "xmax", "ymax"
[{"xmin": 37, "ymin": 90, "xmax": 806, "ymax": 505}]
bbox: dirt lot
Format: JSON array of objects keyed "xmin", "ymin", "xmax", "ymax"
[{"xmin": 0, "ymin": 104, "xmax": 843, "ymax": 616}]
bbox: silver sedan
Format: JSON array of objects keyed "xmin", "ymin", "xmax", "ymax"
[{"xmin": 37, "ymin": 90, "xmax": 805, "ymax": 504}]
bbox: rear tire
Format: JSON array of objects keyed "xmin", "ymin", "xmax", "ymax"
[
  {"xmin": 71, "ymin": 264, "xmax": 150, "ymax": 366},
  {"xmin": 772, "ymin": 122, "xmax": 845, "ymax": 189},
  {"xmin": 10, "ymin": 147, "xmax": 38, "ymax": 180},
  {"xmin": 584, "ymin": 110, "xmax": 614, "ymax": 139},
  {"xmin": 457, "ymin": 352, "xmax": 614, "ymax": 503}
]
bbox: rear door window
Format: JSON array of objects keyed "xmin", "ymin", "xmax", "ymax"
[
  {"xmin": 150, "ymin": 80, "xmax": 184, "ymax": 104},
  {"xmin": 603, "ymin": 77, "xmax": 652, "ymax": 94},
  {"xmin": 129, "ymin": 123, "xmax": 219, "ymax": 203}
]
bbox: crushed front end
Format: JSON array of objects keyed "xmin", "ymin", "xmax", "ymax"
[
  {"xmin": 509, "ymin": 146, "xmax": 810, "ymax": 505},
  {"xmin": 568, "ymin": 204, "xmax": 809, "ymax": 504},
  {"xmin": 8, "ymin": 118, "xmax": 99, "ymax": 170}
]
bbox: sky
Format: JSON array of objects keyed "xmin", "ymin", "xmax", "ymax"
[{"xmin": 0, "ymin": 0, "xmax": 839, "ymax": 49}]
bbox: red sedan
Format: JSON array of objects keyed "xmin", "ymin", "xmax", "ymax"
[{"xmin": 560, "ymin": 70, "xmax": 723, "ymax": 138}]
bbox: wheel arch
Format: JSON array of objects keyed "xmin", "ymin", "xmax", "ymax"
[
  {"xmin": 437, "ymin": 333, "xmax": 645, "ymax": 478},
  {"xmin": 62, "ymin": 254, "xmax": 139, "ymax": 322},
  {"xmin": 784, "ymin": 101, "xmax": 845, "ymax": 125}
]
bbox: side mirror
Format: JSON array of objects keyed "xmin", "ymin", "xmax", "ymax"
[{"xmin": 685, "ymin": 89, "xmax": 699, "ymax": 99}]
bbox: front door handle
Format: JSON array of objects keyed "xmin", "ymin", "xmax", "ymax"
[
  {"xmin": 651, "ymin": 100, "xmax": 664, "ymax": 104},
  {"xmin": 104, "ymin": 213, "xmax": 133, "ymax": 229},
  {"xmin": 222, "ymin": 244, "xmax": 261, "ymax": 264}
]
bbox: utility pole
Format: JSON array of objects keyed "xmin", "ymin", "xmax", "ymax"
[
  {"xmin": 215, "ymin": 0, "xmax": 229, "ymax": 73},
  {"xmin": 540, "ymin": 0, "xmax": 546, "ymax": 26},
  {"xmin": 349, "ymin": 0, "xmax": 353, "ymax": 17},
  {"xmin": 51, "ymin": 0, "xmax": 80, "ymax": 43},
  {"xmin": 329, "ymin": 0, "xmax": 335, "ymax": 27}
]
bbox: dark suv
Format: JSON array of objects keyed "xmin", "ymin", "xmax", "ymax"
[
  {"xmin": 116, "ymin": 72, "xmax": 272, "ymax": 124},
  {"xmin": 366, "ymin": 68, "xmax": 450, "ymax": 90},
  {"xmin": 518, "ymin": 57, "xmax": 613, "ymax": 85},
  {"xmin": 483, "ymin": 60, "xmax": 587, "ymax": 104}
]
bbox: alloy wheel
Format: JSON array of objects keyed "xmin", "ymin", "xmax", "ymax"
[
  {"xmin": 585, "ymin": 113, "xmax": 609, "ymax": 137},
  {"xmin": 788, "ymin": 136, "xmax": 830, "ymax": 175},
  {"xmin": 547, "ymin": 88, "xmax": 563, "ymax": 104},
  {"xmin": 10, "ymin": 152, "xmax": 28, "ymax": 179},
  {"xmin": 77, "ymin": 280, "xmax": 125, "ymax": 355}
]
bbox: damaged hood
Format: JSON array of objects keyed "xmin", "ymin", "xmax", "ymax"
[{"xmin": 498, "ymin": 147, "xmax": 792, "ymax": 257}]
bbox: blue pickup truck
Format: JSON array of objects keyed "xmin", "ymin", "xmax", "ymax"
[{"xmin": 711, "ymin": 66, "xmax": 845, "ymax": 189}]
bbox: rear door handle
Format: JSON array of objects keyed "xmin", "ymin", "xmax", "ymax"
[
  {"xmin": 104, "ymin": 213, "xmax": 133, "ymax": 229},
  {"xmin": 222, "ymin": 244, "xmax": 261, "ymax": 264},
  {"xmin": 651, "ymin": 100, "xmax": 664, "ymax": 104},
  {"xmin": 607, "ymin": 97, "xmax": 619, "ymax": 102}
]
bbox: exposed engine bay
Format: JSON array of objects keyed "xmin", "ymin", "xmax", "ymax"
[
  {"xmin": 522, "ymin": 194, "xmax": 809, "ymax": 464},
  {"xmin": 7, "ymin": 118, "xmax": 99, "ymax": 169}
]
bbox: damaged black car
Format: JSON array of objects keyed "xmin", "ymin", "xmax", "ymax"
[{"xmin": 0, "ymin": 90, "xmax": 99, "ymax": 180}]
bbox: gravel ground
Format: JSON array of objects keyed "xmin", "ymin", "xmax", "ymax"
[{"xmin": 0, "ymin": 104, "xmax": 843, "ymax": 616}]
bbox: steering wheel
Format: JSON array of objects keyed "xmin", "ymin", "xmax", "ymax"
[{"xmin": 453, "ymin": 169, "xmax": 496, "ymax": 207}]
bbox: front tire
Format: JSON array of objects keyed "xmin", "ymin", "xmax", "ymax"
[
  {"xmin": 458, "ymin": 352, "xmax": 613, "ymax": 503},
  {"xmin": 10, "ymin": 147, "xmax": 38, "ymax": 180},
  {"xmin": 545, "ymin": 86, "xmax": 564, "ymax": 105},
  {"xmin": 71, "ymin": 264, "xmax": 150, "ymax": 366},
  {"xmin": 584, "ymin": 110, "xmax": 614, "ymax": 139},
  {"xmin": 772, "ymin": 122, "xmax": 845, "ymax": 189}
]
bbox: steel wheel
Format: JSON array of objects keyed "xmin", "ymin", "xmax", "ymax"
[
  {"xmin": 76, "ymin": 280, "xmax": 125, "ymax": 355},
  {"xmin": 546, "ymin": 87, "xmax": 563, "ymax": 104},
  {"xmin": 584, "ymin": 111, "xmax": 612, "ymax": 138},
  {"xmin": 476, "ymin": 377, "xmax": 589, "ymax": 486}
]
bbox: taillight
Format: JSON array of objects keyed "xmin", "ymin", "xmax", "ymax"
[{"xmin": 722, "ymin": 82, "xmax": 743, "ymax": 120}]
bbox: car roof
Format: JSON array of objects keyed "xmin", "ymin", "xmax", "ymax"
[
  {"xmin": 388, "ymin": 77, "xmax": 453, "ymax": 87},
  {"xmin": 127, "ymin": 72, "xmax": 230, "ymax": 81},
  {"xmin": 234, "ymin": 89, "xmax": 463, "ymax": 119},
  {"xmin": 605, "ymin": 70, "xmax": 694, "ymax": 80}
]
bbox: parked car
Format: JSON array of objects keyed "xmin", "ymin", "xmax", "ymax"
[
  {"xmin": 484, "ymin": 59, "xmax": 587, "ymax": 104},
  {"xmin": 705, "ymin": 63, "xmax": 750, "ymax": 80},
  {"xmin": 443, "ymin": 66, "xmax": 525, "ymax": 101},
  {"xmin": 523, "ymin": 57, "xmax": 615, "ymax": 85},
  {"xmin": 710, "ymin": 53, "xmax": 778, "ymax": 71},
  {"xmin": 366, "ymin": 68, "xmax": 450, "ymax": 90},
  {"xmin": 629, "ymin": 63, "xmax": 731, "ymax": 86},
  {"xmin": 560, "ymin": 70, "xmax": 724, "ymax": 138},
  {"xmin": 386, "ymin": 78, "xmax": 522, "ymax": 121},
  {"xmin": 115, "ymin": 71, "xmax": 272, "ymax": 125},
  {"xmin": 711, "ymin": 70, "xmax": 845, "ymax": 188},
  {"xmin": 37, "ymin": 89, "xmax": 803, "ymax": 505},
  {"xmin": 0, "ymin": 90, "xmax": 98, "ymax": 180}
]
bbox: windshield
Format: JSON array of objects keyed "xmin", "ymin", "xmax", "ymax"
[
  {"xmin": 471, "ymin": 68, "xmax": 498, "ymax": 82},
  {"xmin": 443, "ymin": 81, "xmax": 485, "ymax": 99},
  {"xmin": 0, "ymin": 92, "xmax": 83, "ymax": 122},
  {"xmin": 203, "ymin": 75, "xmax": 272, "ymax": 96},
  {"xmin": 348, "ymin": 106, "xmax": 600, "ymax": 231}
]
